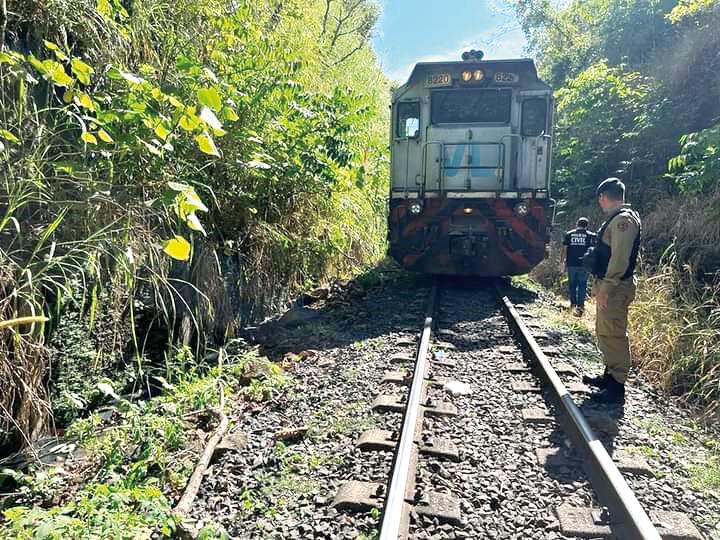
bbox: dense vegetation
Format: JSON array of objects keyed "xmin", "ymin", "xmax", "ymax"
[
  {"xmin": 514, "ymin": 0, "xmax": 720, "ymax": 412},
  {"xmin": 0, "ymin": 0, "xmax": 388, "ymax": 448},
  {"xmin": 2, "ymin": 0, "xmax": 719, "ymax": 536},
  {"xmin": 1, "ymin": 0, "xmax": 388, "ymax": 536}
]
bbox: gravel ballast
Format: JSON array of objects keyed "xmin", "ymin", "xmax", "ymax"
[{"xmin": 189, "ymin": 274, "xmax": 720, "ymax": 540}]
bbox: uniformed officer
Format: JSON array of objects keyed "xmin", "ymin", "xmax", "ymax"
[
  {"xmin": 582, "ymin": 178, "xmax": 641, "ymax": 404},
  {"xmin": 562, "ymin": 217, "xmax": 596, "ymax": 316}
]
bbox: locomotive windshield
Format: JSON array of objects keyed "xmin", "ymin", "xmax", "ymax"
[{"xmin": 431, "ymin": 89, "xmax": 512, "ymax": 124}]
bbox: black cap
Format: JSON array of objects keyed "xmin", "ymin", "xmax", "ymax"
[{"xmin": 596, "ymin": 177, "xmax": 625, "ymax": 200}]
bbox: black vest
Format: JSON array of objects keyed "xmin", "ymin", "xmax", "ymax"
[{"xmin": 594, "ymin": 208, "xmax": 641, "ymax": 280}]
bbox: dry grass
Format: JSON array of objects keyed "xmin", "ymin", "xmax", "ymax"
[
  {"xmin": 644, "ymin": 189, "xmax": 720, "ymax": 275},
  {"xmin": 629, "ymin": 255, "xmax": 720, "ymax": 414},
  {"xmin": 535, "ymin": 236, "xmax": 720, "ymax": 416}
]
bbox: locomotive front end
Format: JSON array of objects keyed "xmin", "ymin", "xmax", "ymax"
[{"xmin": 388, "ymin": 52, "xmax": 554, "ymax": 276}]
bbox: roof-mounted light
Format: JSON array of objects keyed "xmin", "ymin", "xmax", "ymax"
[{"xmin": 461, "ymin": 49, "xmax": 484, "ymax": 62}]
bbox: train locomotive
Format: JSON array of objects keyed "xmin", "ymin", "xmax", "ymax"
[{"xmin": 387, "ymin": 50, "xmax": 554, "ymax": 276}]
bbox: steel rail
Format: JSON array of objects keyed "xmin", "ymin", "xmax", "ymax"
[
  {"xmin": 497, "ymin": 290, "xmax": 661, "ymax": 540},
  {"xmin": 379, "ymin": 279, "xmax": 438, "ymax": 540}
]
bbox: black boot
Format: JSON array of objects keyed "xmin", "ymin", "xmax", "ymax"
[
  {"xmin": 589, "ymin": 375, "xmax": 625, "ymax": 404},
  {"xmin": 582, "ymin": 368, "xmax": 609, "ymax": 388}
]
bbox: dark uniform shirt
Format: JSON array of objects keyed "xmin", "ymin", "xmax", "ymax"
[{"xmin": 563, "ymin": 228, "xmax": 596, "ymax": 267}]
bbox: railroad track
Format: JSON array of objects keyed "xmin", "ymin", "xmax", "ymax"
[{"xmin": 334, "ymin": 278, "xmax": 702, "ymax": 539}]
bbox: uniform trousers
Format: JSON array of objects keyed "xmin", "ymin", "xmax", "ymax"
[{"xmin": 595, "ymin": 278, "xmax": 636, "ymax": 384}]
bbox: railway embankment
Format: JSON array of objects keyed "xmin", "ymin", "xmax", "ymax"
[{"xmin": 4, "ymin": 268, "xmax": 719, "ymax": 539}]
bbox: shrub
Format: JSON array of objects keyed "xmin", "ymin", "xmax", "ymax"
[{"xmin": 630, "ymin": 249, "xmax": 720, "ymax": 414}]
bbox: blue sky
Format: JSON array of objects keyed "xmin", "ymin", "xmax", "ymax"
[{"xmin": 372, "ymin": 0, "xmax": 528, "ymax": 83}]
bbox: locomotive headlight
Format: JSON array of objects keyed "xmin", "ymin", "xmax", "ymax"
[
  {"xmin": 461, "ymin": 70, "xmax": 473, "ymax": 82},
  {"xmin": 514, "ymin": 200, "xmax": 530, "ymax": 216},
  {"xmin": 463, "ymin": 207, "xmax": 473, "ymax": 214},
  {"xmin": 473, "ymin": 69, "xmax": 484, "ymax": 81},
  {"xmin": 409, "ymin": 202, "xmax": 423, "ymax": 215}
]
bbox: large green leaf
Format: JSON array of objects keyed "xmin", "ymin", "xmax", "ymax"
[
  {"xmin": 71, "ymin": 58, "xmax": 94, "ymax": 85},
  {"xmin": 163, "ymin": 236, "xmax": 191, "ymax": 261},
  {"xmin": 75, "ymin": 92, "xmax": 95, "ymax": 111},
  {"xmin": 33, "ymin": 59, "xmax": 73, "ymax": 87},
  {"xmin": 199, "ymin": 107, "xmax": 226, "ymax": 135},
  {"xmin": 197, "ymin": 87, "xmax": 222, "ymax": 111},
  {"xmin": 181, "ymin": 188, "xmax": 209, "ymax": 214},
  {"xmin": 0, "ymin": 130, "xmax": 20, "ymax": 144},
  {"xmin": 222, "ymin": 107, "xmax": 240, "ymax": 122},
  {"xmin": 81, "ymin": 132, "xmax": 97, "ymax": 145},
  {"xmin": 97, "ymin": 129, "xmax": 114, "ymax": 143},
  {"xmin": 195, "ymin": 132, "xmax": 220, "ymax": 157},
  {"xmin": 179, "ymin": 114, "xmax": 201, "ymax": 132}
]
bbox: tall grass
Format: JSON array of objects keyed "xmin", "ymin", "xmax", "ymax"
[
  {"xmin": 1, "ymin": 0, "xmax": 389, "ymax": 450},
  {"xmin": 630, "ymin": 249, "xmax": 720, "ymax": 415}
]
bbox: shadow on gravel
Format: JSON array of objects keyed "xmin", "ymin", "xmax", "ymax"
[
  {"xmin": 247, "ymin": 272, "xmax": 522, "ymax": 360},
  {"xmin": 242, "ymin": 269, "xmax": 436, "ymax": 360}
]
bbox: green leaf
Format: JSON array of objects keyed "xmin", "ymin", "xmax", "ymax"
[
  {"xmin": 43, "ymin": 40, "xmax": 67, "ymax": 61},
  {"xmin": 96, "ymin": 111, "xmax": 120, "ymax": 124},
  {"xmin": 35, "ymin": 59, "xmax": 73, "ymax": 86},
  {"xmin": 155, "ymin": 124, "xmax": 170, "ymax": 140},
  {"xmin": 163, "ymin": 236, "xmax": 191, "ymax": 261},
  {"xmin": 97, "ymin": 129, "xmax": 114, "ymax": 143},
  {"xmin": 0, "ymin": 51, "xmax": 21, "ymax": 65},
  {"xmin": 199, "ymin": 107, "xmax": 226, "ymax": 135},
  {"xmin": 0, "ymin": 130, "xmax": 20, "ymax": 144},
  {"xmin": 27, "ymin": 55, "xmax": 46, "ymax": 74},
  {"xmin": 75, "ymin": 92, "xmax": 95, "ymax": 111},
  {"xmin": 106, "ymin": 67, "xmax": 123, "ymax": 80},
  {"xmin": 186, "ymin": 213, "xmax": 206, "ymax": 235},
  {"xmin": 81, "ymin": 132, "xmax": 97, "ymax": 144},
  {"xmin": 223, "ymin": 107, "xmax": 240, "ymax": 122},
  {"xmin": 168, "ymin": 95, "xmax": 183, "ymax": 108},
  {"xmin": 181, "ymin": 188, "xmax": 209, "ymax": 214},
  {"xmin": 197, "ymin": 87, "xmax": 222, "ymax": 111},
  {"xmin": 71, "ymin": 58, "xmax": 94, "ymax": 85},
  {"xmin": 97, "ymin": 0, "xmax": 113, "ymax": 17},
  {"xmin": 179, "ymin": 114, "xmax": 200, "ymax": 132},
  {"xmin": 195, "ymin": 132, "xmax": 220, "ymax": 157}
]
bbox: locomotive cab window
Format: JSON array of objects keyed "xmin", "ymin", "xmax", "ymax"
[
  {"xmin": 521, "ymin": 98, "xmax": 548, "ymax": 137},
  {"xmin": 431, "ymin": 89, "xmax": 512, "ymax": 124},
  {"xmin": 396, "ymin": 101, "xmax": 420, "ymax": 138}
]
